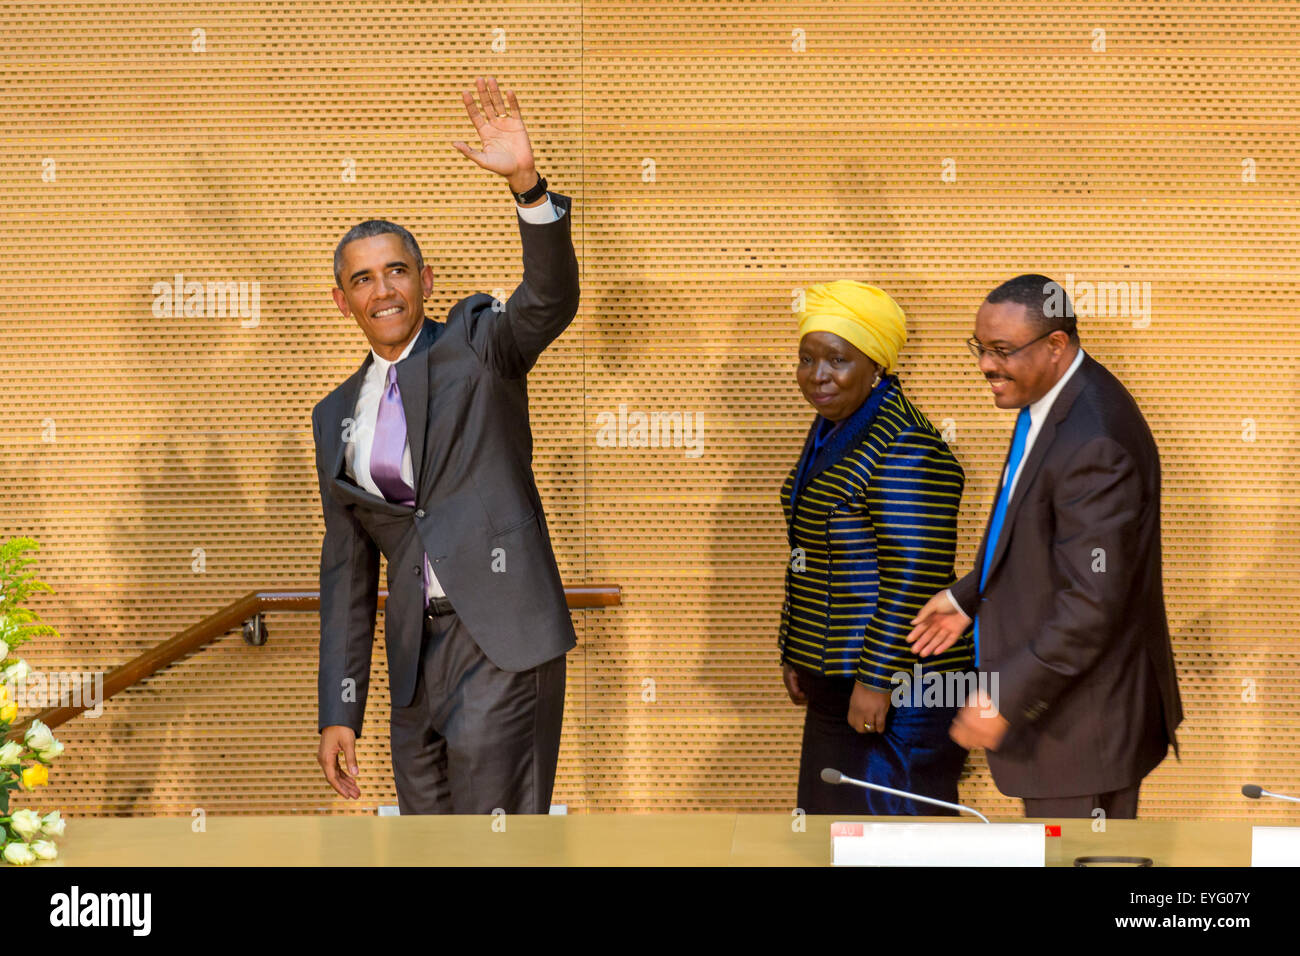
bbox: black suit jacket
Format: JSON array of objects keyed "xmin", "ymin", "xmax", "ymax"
[
  {"xmin": 950, "ymin": 352, "xmax": 1183, "ymax": 798},
  {"xmin": 311, "ymin": 192, "xmax": 580, "ymax": 738}
]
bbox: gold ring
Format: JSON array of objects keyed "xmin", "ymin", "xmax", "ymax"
[{"xmin": 863, "ymin": 722, "xmax": 873, "ymax": 731}]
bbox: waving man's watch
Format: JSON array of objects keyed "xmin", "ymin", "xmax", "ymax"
[{"xmin": 512, "ymin": 172, "xmax": 548, "ymax": 204}]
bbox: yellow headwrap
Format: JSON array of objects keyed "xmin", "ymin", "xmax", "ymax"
[{"xmin": 797, "ymin": 280, "xmax": 907, "ymax": 372}]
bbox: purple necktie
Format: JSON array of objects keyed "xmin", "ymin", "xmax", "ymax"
[{"xmin": 370, "ymin": 364, "xmax": 431, "ymax": 606}]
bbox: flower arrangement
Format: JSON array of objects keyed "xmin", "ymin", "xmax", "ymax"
[{"xmin": 0, "ymin": 538, "xmax": 66, "ymax": 864}]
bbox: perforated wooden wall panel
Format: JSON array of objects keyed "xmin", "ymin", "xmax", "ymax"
[{"xmin": 3, "ymin": 1, "xmax": 1297, "ymax": 821}]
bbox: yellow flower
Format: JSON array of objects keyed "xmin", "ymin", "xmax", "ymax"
[
  {"xmin": 0, "ymin": 702, "xmax": 15, "ymax": 724},
  {"xmin": 0, "ymin": 683, "xmax": 8, "ymax": 703},
  {"xmin": 21, "ymin": 763, "xmax": 48, "ymax": 789}
]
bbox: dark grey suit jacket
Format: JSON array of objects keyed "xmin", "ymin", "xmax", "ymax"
[
  {"xmin": 950, "ymin": 352, "xmax": 1183, "ymax": 798},
  {"xmin": 311, "ymin": 191, "xmax": 580, "ymax": 738}
]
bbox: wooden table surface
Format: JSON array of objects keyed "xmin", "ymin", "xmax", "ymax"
[{"xmin": 35, "ymin": 814, "xmax": 1263, "ymax": 866}]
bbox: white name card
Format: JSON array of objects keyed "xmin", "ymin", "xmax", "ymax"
[
  {"xmin": 831, "ymin": 821, "xmax": 1045, "ymax": 867},
  {"xmin": 1251, "ymin": 826, "xmax": 1300, "ymax": 866}
]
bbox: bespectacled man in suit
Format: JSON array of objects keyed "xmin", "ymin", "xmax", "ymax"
[
  {"xmin": 907, "ymin": 274, "xmax": 1183, "ymax": 819},
  {"xmin": 311, "ymin": 76, "xmax": 579, "ymax": 813}
]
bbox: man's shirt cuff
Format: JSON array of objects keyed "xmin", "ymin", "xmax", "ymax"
[
  {"xmin": 516, "ymin": 196, "xmax": 562, "ymax": 224},
  {"xmin": 946, "ymin": 588, "xmax": 966, "ymax": 618}
]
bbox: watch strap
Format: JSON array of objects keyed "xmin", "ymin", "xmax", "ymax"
[{"xmin": 512, "ymin": 173, "xmax": 548, "ymax": 204}]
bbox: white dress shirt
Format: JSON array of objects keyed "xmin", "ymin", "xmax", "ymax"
[
  {"xmin": 344, "ymin": 198, "xmax": 563, "ymax": 601},
  {"xmin": 947, "ymin": 347, "xmax": 1087, "ymax": 618}
]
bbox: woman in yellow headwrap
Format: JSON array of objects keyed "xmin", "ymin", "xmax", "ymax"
[{"xmin": 778, "ymin": 280, "xmax": 973, "ymax": 813}]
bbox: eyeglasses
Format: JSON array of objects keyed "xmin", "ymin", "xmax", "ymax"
[{"xmin": 965, "ymin": 328, "xmax": 1057, "ymax": 362}]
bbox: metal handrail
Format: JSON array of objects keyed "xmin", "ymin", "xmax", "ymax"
[{"xmin": 5, "ymin": 584, "xmax": 621, "ymax": 739}]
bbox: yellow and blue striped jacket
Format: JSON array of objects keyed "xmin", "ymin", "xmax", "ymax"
[{"xmin": 778, "ymin": 376, "xmax": 974, "ymax": 689}]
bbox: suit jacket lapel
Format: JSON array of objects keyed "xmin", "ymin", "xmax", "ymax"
[
  {"xmin": 327, "ymin": 318, "xmax": 441, "ymax": 513},
  {"xmin": 396, "ymin": 319, "xmax": 435, "ymax": 488},
  {"xmin": 794, "ymin": 376, "xmax": 897, "ymax": 502},
  {"xmin": 328, "ymin": 367, "xmax": 411, "ymax": 515},
  {"xmin": 330, "ymin": 355, "xmax": 373, "ymax": 482},
  {"xmin": 981, "ymin": 354, "xmax": 1093, "ymax": 586}
]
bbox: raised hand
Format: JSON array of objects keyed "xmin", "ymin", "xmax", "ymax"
[{"xmin": 452, "ymin": 75, "xmax": 538, "ymax": 193}]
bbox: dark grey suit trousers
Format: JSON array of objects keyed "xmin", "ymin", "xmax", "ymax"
[
  {"xmin": 389, "ymin": 599, "xmax": 566, "ymax": 814},
  {"xmin": 1022, "ymin": 783, "xmax": 1141, "ymax": 820}
]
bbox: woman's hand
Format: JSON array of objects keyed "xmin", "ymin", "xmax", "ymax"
[
  {"xmin": 848, "ymin": 682, "xmax": 891, "ymax": 734},
  {"xmin": 782, "ymin": 663, "xmax": 808, "ymax": 706}
]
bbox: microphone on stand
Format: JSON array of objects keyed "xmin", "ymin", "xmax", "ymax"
[
  {"xmin": 821, "ymin": 767, "xmax": 989, "ymax": 822},
  {"xmin": 1242, "ymin": 783, "xmax": 1300, "ymax": 804}
]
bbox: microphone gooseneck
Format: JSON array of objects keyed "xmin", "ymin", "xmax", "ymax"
[{"xmin": 820, "ymin": 767, "xmax": 990, "ymax": 823}]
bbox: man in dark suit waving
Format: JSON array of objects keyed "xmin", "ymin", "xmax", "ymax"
[
  {"xmin": 907, "ymin": 275, "xmax": 1182, "ymax": 818},
  {"xmin": 311, "ymin": 76, "xmax": 579, "ymax": 814}
]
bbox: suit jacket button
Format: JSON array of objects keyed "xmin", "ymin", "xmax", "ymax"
[
  {"xmin": 413, "ymin": 565, "xmax": 422, "ymax": 575},
  {"xmin": 415, "ymin": 509, "xmax": 425, "ymax": 518}
]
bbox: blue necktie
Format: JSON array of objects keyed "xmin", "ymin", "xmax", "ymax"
[{"xmin": 974, "ymin": 406, "xmax": 1031, "ymax": 665}]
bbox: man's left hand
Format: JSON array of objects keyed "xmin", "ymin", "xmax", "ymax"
[
  {"xmin": 848, "ymin": 682, "xmax": 891, "ymax": 735},
  {"xmin": 453, "ymin": 75, "xmax": 539, "ymax": 194},
  {"xmin": 950, "ymin": 690, "xmax": 1010, "ymax": 751}
]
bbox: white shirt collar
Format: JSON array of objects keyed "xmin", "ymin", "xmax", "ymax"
[
  {"xmin": 368, "ymin": 323, "xmax": 423, "ymax": 374},
  {"xmin": 1027, "ymin": 346, "xmax": 1086, "ymax": 425}
]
